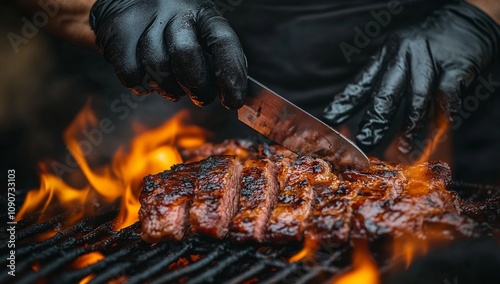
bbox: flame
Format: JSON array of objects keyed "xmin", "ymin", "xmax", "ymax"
[
  {"xmin": 289, "ymin": 237, "xmax": 318, "ymax": 262},
  {"xmin": 392, "ymin": 237, "xmax": 428, "ymax": 269},
  {"xmin": 73, "ymin": 252, "xmax": 105, "ymax": 269},
  {"xmin": 79, "ymin": 275, "xmax": 95, "ymax": 284},
  {"xmin": 415, "ymin": 115, "xmax": 449, "ymax": 164},
  {"xmin": 74, "ymin": 252, "xmax": 104, "ymax": 283},
  {"xmin": 17, "ymin": 171, "xmax": 90, "ymax": 221},
  {"xmin": 18, "ymin": 100, "xmax": 208, "ymax": 232},
  {"xmin": 332, "ymin": 241, "xmax": 379, "ymax": 284},
  {"xmin": 115, "ymin": 185, "xmax": 141, "ymax": 230}
]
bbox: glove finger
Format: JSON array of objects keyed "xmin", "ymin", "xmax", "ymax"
[
  {"xmin": 95, "ymin": 7, "xmax": 153, "ymax": 96},
  {"xmin": 436, "ymin": 68, "xmax": 475, "ymax": 116},
  {"xmin": 165, "ymin": 15, "xmax": 216, "ymax": 107},
  {"xmin": 323, "ymin": 45, "xmax": 388, "ymax": 125},
  {"xmin": 356, "ymin": 42, "xmax": 409, "ymax": 149},
  {"xmin": 398, "ymin": 43, "xmax": 435, "ymax": 154},
  {"xmin": 197, "ymin": 7, "xmax": 247, "ymax": 110},
  {"xmin": 136, "ymin": 14, "xmax": 185, "ymax": 102}
]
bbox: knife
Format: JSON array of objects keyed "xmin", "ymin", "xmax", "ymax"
[{"xmin": 238, "ymin": 76, "xmax": 370, "ymax": 171}]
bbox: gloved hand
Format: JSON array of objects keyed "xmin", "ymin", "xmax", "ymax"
[
  {"xmin": 90, "ymin": 0, "xmax": 247, "ymax": 109},
  {"xmin": 323, "ymin": 1, "xmax": 500, "ymax": 153}
]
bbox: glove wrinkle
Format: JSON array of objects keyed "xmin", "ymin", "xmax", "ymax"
[
  {"xmin": 90, "ymin": 0, "xmax": 247, "ymax": 108},
  {"xmin": 398, "ymin": 39, "xmax": 435, "ymax": 153},
  {"xmin": 357, "ymin": 39, "xmax": 409, "ymax": 147},
  {"xmin": 323, "ymin": 46, "xmax": 388, "ymax": 124},
  {"xmin": 324, "ymin": 0, "xmax": 500, "ymax": 153}
]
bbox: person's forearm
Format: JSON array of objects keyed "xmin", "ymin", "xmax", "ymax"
[
  {"xmin": 15, "ymin": 0, "xmax": 97, "ymax": 47},
  {"xmin": 467, "ymin": 0, "xmax": 500, "ymax": 24}
]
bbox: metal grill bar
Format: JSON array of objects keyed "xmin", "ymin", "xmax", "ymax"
[
  {"xmin": 17, "ymin": 222, "xmax": 140, "ymax": 283},
  {"xmin": 149, "ymin": 244, "xmax": 227, "ymax": 284},
  {"xmin": 15, "ymin": 215, "xmax": 110, "ymax": 256},
  {"xmin": 223, "ymin": 262, "xmax": 267, "ymax": 284},
  {"xmin": 105, "ymin": 242, "xmax": 190, "ymax": 284},
  {"xmin": 5, "ymin": 180, "xmax": 497, "ymax": 284},
  {"xmin": 57, "ymin": 241, "xmax": 144, "ymax": 283},
  {"xmin": 259, "ymin": 263, "xmax": 301, "ymax": 284},
  {"xmin": 184, "ymin": 247, "xmax": 254, "ymax": 284}
]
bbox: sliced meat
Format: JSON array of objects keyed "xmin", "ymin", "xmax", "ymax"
[
  {"xmin": 139, "ymin": 161, "xmax": 201, "ymax": 242},
  {"xmin": 341, "ymin": 169, "xmax": 406, "ymax": 200},
  {"xmin": 349, "ymin": 161, "xmax": 471, "ymax": 241},
  {"xmin": 303, "ymin": 158, "xmax": 353, "ymax": 245},
  {"xmin": 229, "ymin": 158, "xmax": 279, "ymax": 242},
  {"xmin": 265, "ymin": 156, "xmax": 327, "ymax": 243},
  {"xmin": 190, "ymin": 156, "xmax": 243, "ymax": 239},
  {"xmin": 304, "ymin": 180, "xmax": 352, "ymax": 245},
  {"xmin": 139, "ymin": 140, "xmax": 495, "ymax": 245}
]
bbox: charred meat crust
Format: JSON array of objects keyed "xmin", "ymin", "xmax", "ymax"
[
  {"xmin": 139, "ymin": 161, "xmax": 201, "ymax": 242},
  {"xmin": 229, "ymin": 158, "xmax": 279, "ymax": 242},
  {"xmin": 189, "ymin": 156, "xmax": 243, "ymax": 239},
  {"xmin": 265, "ymin": 156, "xmax": 331, "ymax": 243},
  {"xmin": 139, "ymin": 140, "xmax": 494, "ymax": 245}
]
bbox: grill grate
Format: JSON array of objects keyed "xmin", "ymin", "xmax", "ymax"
[
  {"xmin": 0, "ymin": 206, "xmax": 357, "ymax": 284},
  {"xmin": 2, "ymin": 181, "xmax": 497, "ymax": 284}
]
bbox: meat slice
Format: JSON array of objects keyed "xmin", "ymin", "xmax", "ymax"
[
  {"xmin": 349, "ymin": 161, "xmax": 477, "ymax": 241},
  {"xmin": 139, "ymin": 162, "xmax": 201, "ymax": 243},
  {"xmin": 341, "ymin": 169, "xmax": 406, "ymax": 200},
  {"xmin": 229, "ymin": 158, "xmax": 279, "ymax": 242},
  {"xmin": 304, "ymin": 180, "xmax": 352, "ymax": 245},
  {"xmin": 190, "ymin": 156, "xmax": 243, "ymax": 239},
  {"xmin": 265, "ymin": 156, "xmax": 327, "ymax": 243}
]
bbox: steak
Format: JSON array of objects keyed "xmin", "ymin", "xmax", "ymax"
[
  {"xmin": 189, "ymin": 156, "xmax": 243, "ymax": 239},
  {"xmin": 304, "ymin": 180, "xmax": 352, "ymax": 245},
  {"xmin": 139, "ymin": 139, "xmax": 496, "ymax": 245},
  {"xmin": 229, "ymin": 157, "xmax": 279, "ymax": 242},
  {"xmin": 265, "ymin": 156, "xmax": 333, "ymax": 242},
  {"xmin": 139, "ymin": 161, "xmax": 201, "ymax": 242}
]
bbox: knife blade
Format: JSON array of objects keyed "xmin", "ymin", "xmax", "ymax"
[{"xmin": 238, "ymin": 76, "xmax": 370, "ymax": 171}]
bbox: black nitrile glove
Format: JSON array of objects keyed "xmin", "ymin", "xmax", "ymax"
[
  {"xmin": 324, "ymin": 1, "xmax": 500, "ymax": 153},
  {"xmin": 90, "ymin": 0, "xmax": 247, "ymax": 109}
]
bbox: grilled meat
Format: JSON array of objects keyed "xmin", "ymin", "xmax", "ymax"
[
  {"xmin": 139, "ymin": 161, "xmax": 202, "ymax": 242},
  {"xmin": 266, "ymin": 156, "xmax": 333, "ymax": 243},
  {"xmin": 189, "ymin": 156, "xmax": 243, "ymax": 239},
  {"xmin": 229, "ymin": 158, "xmax": 279, "ymax": 242},
  {"xmin": 140, "ymin": 140, "xmax": 494, "ymax": 244}
]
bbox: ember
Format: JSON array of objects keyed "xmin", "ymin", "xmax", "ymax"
[{"xmin": 73, "ymin": 252, "xmax": 105, "ymax": 269}]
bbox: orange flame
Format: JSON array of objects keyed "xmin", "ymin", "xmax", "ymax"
[
  {"xmin": 18, "ymin": 101, "xmax": 208, "ymax": 233},
  {"xmin": 415, "ymin": 115, "xmax": 449, "ymax": 165},
  {"xmin": 332, "ymin": 241, "xmax": 379, "ymax": 284},
  {"xmin": 74, "ymin": 251, "xmax": 105, "ymax": 283},
  {"xmin": 73, "ymin": 252, "xmax": 105, "ymax": 269},
  {"xmin": 392, "ymin": 237, "xmax": 428, "ymax": 269},
  {"xmin": 16, "ymin": 171, "xmax": 90, "ymax": 221},
  {"xmin": 79, "ymin": 275, "xmax": 95, "ymax": 284},
  {"xmin": 289, "ymin": 237, "xmax": 318, "ymax": 263}
]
